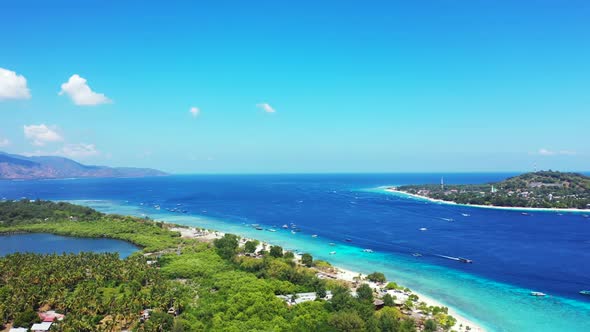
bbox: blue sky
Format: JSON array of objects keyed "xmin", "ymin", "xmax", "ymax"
[{"xmin": 1, "ymin": 0, "xmax": 589, "ymax": 173}]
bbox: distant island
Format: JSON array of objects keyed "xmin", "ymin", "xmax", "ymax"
[
  {"xmin": 0, "ymin": 151, "xmax": 167, "ymax": 180},
  {"xmin": 390, "ymin": 171, "xmax": 590, "ymax": 210}
]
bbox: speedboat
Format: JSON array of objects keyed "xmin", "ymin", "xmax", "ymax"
[
  {"xmin": 419, "ymin": 227, "xmax": 428, "ymax": 231},
  {"xmin": 268, "ymin": 229, "xmax": 277, "ymax": 232},
  {"xmin": 461, "ymin": 213, "xmax": 470, "ymax": 217},
  {"xmin": 580, "ymin": 290, "xmax": 590, "ymax": 296},
  {"xmin": 329, "ymin": 243, "xmax": 336, "ymax": 246},
  {"xmin": 362, "ymin": 249, "xmax": 374, "ymax": 253},
  {"xmin": 311, "ymin": 234, "xmax": 318, "ymax": 238},
  {"xmin": 458, "ymin": 257, "xmax": 473, "ymax": 263},
  {"xmin": 412, "ymin": 253, "xmax": 422, "ymax": 257},
  {"xmin": 521, "ymin": 212, "xmax": 530, "ymax": 216},
  {"xmin": 255, "ymin": 226, "xmax": 263, "ymax": 230},
  {"xmin": 329, "ymin": 251, "xmax": 336, "ymax": 255},
  {"xmin": 345, "ymin": 238, "xmax": 352, "ymax": 242},
  {"xmin": 282, "ymin": 224, "xmax": 289, "ymax": 229},
  {"xmin": 531, "ymin": 291, "xmax": 546, "ymax": 297}
]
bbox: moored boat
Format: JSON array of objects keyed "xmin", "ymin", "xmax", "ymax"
[{"xmin": 531, "ymin": 291, "xmax": 546, "ymax": 297}]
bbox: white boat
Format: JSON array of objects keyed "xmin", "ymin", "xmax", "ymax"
[
  {"xmin": 531, "ymin": 291, "xmax": 546, "ymax": 297},
  {"xmin": 268, "ymin": 229, "xmax": 277, "ymax": 232},
  {"xmin": 419, "ymin": 227, "xmax": 428, "ymax": 231},
  {"xmin": 311, "ymin": 234, "xmax": 318, "ymax": 238},
  {"xmin": 282, "ymin": 224, "xmax": 289, "ymax": 229},
  {"xmin": 461, "ymin": 213, "xmax": 471, "ymax": 217},
  {"xmin": 329, "ymin": 251, "xmax": 336, "ymax": 255},
  {"xmin": 362, "ymin": 249, "xmax": 374, "ymax": 253},
  {"xmin": 329, "ymin": 243, "xmax": 336, "ymax": 246}
]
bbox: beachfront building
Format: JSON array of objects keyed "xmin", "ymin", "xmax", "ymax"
[
  {"xmin": 31, "ymin": 322, "xmax": 52, "ymax": 332},
  {"xmin": 383, "ymin": 289, "xmax": 410, "ymax": 305},
  {"xmin": 276, "ymin": 291, "xmax": 333, "ymax": 305},
  {"xmin": 38, "ymin": 310, "xmax": 65, "ymax": 322}
]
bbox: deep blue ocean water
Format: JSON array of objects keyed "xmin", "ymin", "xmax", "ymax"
[
  {"xmin": 1, "ymin": 173, "xmax": 589, "ymax": 331},
  {"xmin": 0, "ymin": 233, "xmax": 138, "ymax": 258}
]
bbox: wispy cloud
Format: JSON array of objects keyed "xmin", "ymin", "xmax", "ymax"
[
  {"xmin": 536, "ymin": 148, "xmax": 577, "ymax": 156},
  {"xmin": 0, "ymin": 67, "xmax": 31, "ymax": 100},
  {"xmin": 59, "ymin": 74, "xmax": 112, "ymax": 106},
  {"xmin": 189, "ymin": 106, "xmax": 200, "ymax": 117},
  {"xmin": 56, "ymin": 143, "xmax": 100, "ymax": 158},
  {"xmin": 0, "ymin": 137, "xmax": 10, "ymax": 147},
  {"xmin": 23, "ymin": 124, "xmax": 63, "ymax": 146},
  {"xmin": 257, "ymin": 102, "xmax": 276, "ymax": 113}
]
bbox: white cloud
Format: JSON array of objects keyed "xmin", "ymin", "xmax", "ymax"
[
  {"xmin": 537, "ymin": 148, "xmax": 577, "ymax": 156},
  {"xmin": 23, "ymin": 124, "xmax": 63, "ymax": 146},
  {"xmin": 0, "ymin": 137, "xmax": 10, "ymax": 147},
  {"xmin": 257, "ymin": 102, "xmax": 276, "ymax": 113},
  {"xmin": 0, "ymin": 67, "xmax": 31, "ymax": 100},
  {"xmin": 20, "ymin": 150, "xmax": 45, "ymax": 157},
  {"xmin": 57, "ymin": 143, "xmax": 100, "ymax": 158},
  {"xmin": 538, "ymin": 148, "xmax": 554, "ymax": 156},
  {"xmin": 59, "ymin": 74, "xmax": 112, "ymax": 106},
  {"xmin": 189, "ymin": 106, "xmax": 200, "ymax": 117}
]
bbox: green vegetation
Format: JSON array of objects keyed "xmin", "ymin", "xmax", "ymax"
[
  {"xmin": 301, "ymin": 253, "xmax": 313, "ymax": 267},
  {"xmin": 397, "ymin": 171, "xmax": 590, "ymax": 209},
  {"xmin": 367, "ymin": 272, "xmax": 387, "ymax": 283},
  {"xmin": 0, "ymin": 200, "xmax": 459, "ymax": 331},
  {"xmin": 0, "ymin": 252, "xmax": 190, "ymax": 331}
]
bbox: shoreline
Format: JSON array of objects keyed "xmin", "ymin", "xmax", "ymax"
[
  {"xmin": 335, "ymin": 266, "xmax": 485, "ymax": 332},
  {"xmin": 383, "ymin": 188, "xmax": 590, "ymax": 213},
  {"xmin": 171, "ymin": 225, "xmax": 486, "ymax": 332}
]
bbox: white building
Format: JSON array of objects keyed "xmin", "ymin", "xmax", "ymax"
[
  {"xmin": 277, "ymin": 291, "xmax": 333, "ymax": 305},
  {"xmin": 31, "ymin": 322, "xmax": 52, "ymax": 332}
]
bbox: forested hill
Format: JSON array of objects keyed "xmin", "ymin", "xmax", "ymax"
[
  {"xmin": 396, "ymin": 171, "xmax": 590, "ymax": 209},
  {"xmin": 0, "ymin": 151, "xmax": 167, "ymax": 180},
  {"xmin": 500, "ymin": 171, "xmax": 590, "ymax": 191}
]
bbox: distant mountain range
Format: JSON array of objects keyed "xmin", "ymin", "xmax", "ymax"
[{"xmin": 0, "ymin": 152, "xmax": 168, "ymax": 180}]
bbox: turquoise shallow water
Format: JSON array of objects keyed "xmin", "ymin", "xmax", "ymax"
[
  {"xmin": 74, "ymin": 198, "xmax": 590, "ymax": 332},
  {"xmin": 3, "ymin": 173, "xmax": 589, "ymax": 332}
]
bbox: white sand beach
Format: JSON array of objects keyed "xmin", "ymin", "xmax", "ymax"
[
  {"xmin": 384, "ymin": 188, "xmax": 590, "ymax": 213},
  {"xmin": 170, "ymin": 225, "xmax": 485, "ymax": 331},
  {"xmin": 335, "ymin": 267, "xmax": 485, "ymax": 332}
]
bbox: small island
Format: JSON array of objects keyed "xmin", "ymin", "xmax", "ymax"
[
  {"xmin": 0, "ymin": 200, "xmax": 466, "ymax": 332},
  {"xmin": 391, "ymin": 171, "xmax": 590, "ymax": 210}
]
